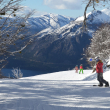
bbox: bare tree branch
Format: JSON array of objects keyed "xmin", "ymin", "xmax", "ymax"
[
  {"xmin": 0, "ymin": 0, "xmax": 36, "ymax": 70},
  {"xmin": 83, "ymin": 0, "xmax": 92, "ymax": 30},
  {"xmin": 83, "ymin": 0, "xmax": 110, "ymax": 30}
]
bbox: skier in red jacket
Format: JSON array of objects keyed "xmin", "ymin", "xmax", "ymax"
[
  {"xmin": 79, "ymin": 64, "xmax": 83, "ymax": 74},
  {"xmin": 95, "ymin": 57, "xmax": 109, "ymax": 87}
]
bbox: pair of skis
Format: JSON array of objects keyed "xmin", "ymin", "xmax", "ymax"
[{"xmin": 93, "ymin": 85, "xmax": 109, "ymax": 87}]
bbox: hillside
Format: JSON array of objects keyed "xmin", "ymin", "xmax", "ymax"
[
  {"xmin": 0, "ymin": 69, "xmax": 110, "ymax": 110},
  {"xmin": 26, "ymin": 13, "xmax": 75, "ymax": 34},
  {"xmin": 6, "ymin": 9, "xmax": 110, "ymax": 71}
]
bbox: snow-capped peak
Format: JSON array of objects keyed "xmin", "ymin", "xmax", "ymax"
[
  {"xmin": 75, "ymin": 9, "xmax": 110, "ymax": 23},
  {"xmin": 26, "ymin": 13, "xmax": 74, "ymax": 34},
  {"xmin": 39, "ymin": 13, "xmax": 74, "ymax": 28},
  {"xmin": 102, "ymin": 8, "xmax": 110, "ymax": 16}
]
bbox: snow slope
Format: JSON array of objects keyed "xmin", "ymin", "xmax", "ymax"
[
  {"xmin": 27, "ymin": 13, "xmax": 74, "ymax": 32},
  {"xmin": 0, "ymin": 69, "xmax": 110, "ymax": 110},
  {"xmin": 76, "ymin": 10, "xmax": 110, "ymax": 23},
  {"xmin": 23, "ymin": 70, "xmax": 95, "ymax": 80}
]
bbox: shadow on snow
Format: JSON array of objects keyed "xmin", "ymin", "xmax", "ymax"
[{"xmin": 0, "ymin": 79, "xmax": 110, "ymax": 110}]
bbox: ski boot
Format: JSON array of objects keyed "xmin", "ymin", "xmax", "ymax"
[{"xmin": 105, "ymin": 82, "xmax": 109, "ymax": 87}]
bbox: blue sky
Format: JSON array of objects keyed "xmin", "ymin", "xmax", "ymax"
[{"xmin": 21, "ymin": 0, "xmax": 106, "ymax": 18}]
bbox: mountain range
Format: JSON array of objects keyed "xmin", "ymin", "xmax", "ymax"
[{"xmin": 6, "ymin": 9, "xmax": 110, "ymax": 72}]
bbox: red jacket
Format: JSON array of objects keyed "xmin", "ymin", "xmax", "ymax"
[
  {"xmin": 80, "ymin": 66, "xmax": 83, "ymax": 69},
  {"xmin": 96, "ymin": 60, "xmax": 103, "ymax": 73},
  {"xmin": 75, "ymin": 67, "xmax": 78, "ymax": 70}
]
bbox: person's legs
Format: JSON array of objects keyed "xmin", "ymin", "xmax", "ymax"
[
  {"xmin": 81, "ymin": 69, "xmax": 83, "ymax": 74},
  {"xmin": 97, "ymin": 73, "xmax": 103, "ymax": 86},
  {"xmin": 97, "ymin": 73, "xmax": 109, "ymax": 86},
  {"xmin": 79, "ymin": 69, "xmax": 81, "ymax": 74},
  {"xmin": 100, "ymin": 73, "xmax": 108, "ymax": 84}
]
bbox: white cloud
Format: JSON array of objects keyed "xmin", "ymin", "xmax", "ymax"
[
  {"xmin": 15, "ymin": 6, "xmax": 47, "ymax": 17},
  {"xmin": 44, "ymin": 0, "xmax": 82, "ymax": 10},
  {"xmin": 33, "ymin": 11, "xmax": 47, "ymax": 17},
  {"xmin": 15, "ymin": 6, "xmax": 34, "ymax": 16},
  {"xmin": 56, "ymin": 4, "xmax": 66, "ymax": 9}
]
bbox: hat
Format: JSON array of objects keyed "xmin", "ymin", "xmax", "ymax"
[
  {"xmin": 95, "ymin": 56, "xmax": 100, "ymax": 62},
  {"xmin": 95, "ymin": 56, "xmax": 100, "ymax": 60}
]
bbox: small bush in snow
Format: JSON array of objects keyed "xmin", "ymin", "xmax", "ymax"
[{"xmin": 12, "ymin": 68, "xmax": 23, "ymax": 79}]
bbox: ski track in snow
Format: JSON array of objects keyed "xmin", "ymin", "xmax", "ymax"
[{"xmin": 0, "ymin": 70, "xmax": 110, "ymax": 110}]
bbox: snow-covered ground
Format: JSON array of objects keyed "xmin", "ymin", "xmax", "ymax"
[{"xmin": 0, "ymin": 69, "xmax": 110, "ymax": 110}]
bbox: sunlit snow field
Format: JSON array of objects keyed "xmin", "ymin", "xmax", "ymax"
[{"xmin": 0, "ymin": 70, "xmax": 110, "ymax": 110}]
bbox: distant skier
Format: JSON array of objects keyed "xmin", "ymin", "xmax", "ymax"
[
  {"xmin": 93, "ymin": 56, "xmax": 109, "ymax": 87},
  {"xmin": 79, "ymin": 64, "xmax": 83, "ymax": 74},
  {"xmin": 75, "ymin": 65, "xmax": 78, "ymax": 73}
]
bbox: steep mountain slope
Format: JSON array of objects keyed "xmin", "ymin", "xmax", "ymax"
[
  {"xmin": 6, "ymin": 9, "xmax": 110, "ymax": 71},
  {"xmin": 27, "ymin": 13, "xmax": 74, "ymax": 34},
  {"xmin": 76, "ymin": 10, "xmax": 110, "ymax": 23},
  {"xmin": 23, "ymin": 23, "xmax": 91, "ymax": 71},
  {"xmin": 0, "ymin": 13, "xmax": 74, "ymax": 35}
]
